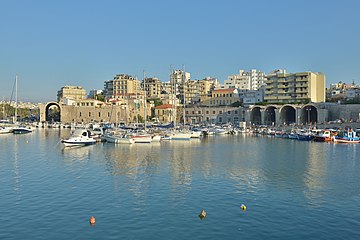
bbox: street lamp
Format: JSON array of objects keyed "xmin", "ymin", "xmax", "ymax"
[{"xmin": 306, "ymin": 108, "xmax": 311, "ymax": 125}]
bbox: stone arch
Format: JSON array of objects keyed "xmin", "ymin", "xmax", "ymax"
[
  {"xmin": 264, "ymin": 106, "xmax": 277, "ymax": 126},
  {"xmin": 250, "ymin": 106, "xmax": 262, "ymax": 125},
  {"xmin": 45, "ymin": 102, "xmax": 61, "ymax": 122},
  {"xmin": 280, "ymin": 105, "xmax": 296, "ymax": 125},
  {"xmin": 301, "ymin": 104, "xmax": 318, "ymax": 124}
]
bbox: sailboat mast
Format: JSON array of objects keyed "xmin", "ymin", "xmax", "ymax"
[
  {"xmin": 143, "ymin": 70, "xmax": 147, "ymax": 131},
  {"xmin": 15, "ymin": 74, "xmax": 18, "ymax": 123},
  {"xmin": 170, "ymin": 64, "xmax": 176, "ymax": 127},
  {"xmin": 182, "ymin": 64, "xmax": 186, "ymax": 127},
  {"xmin": 135, "ymin": 76, "xmax": 138, "ymax": 125}
]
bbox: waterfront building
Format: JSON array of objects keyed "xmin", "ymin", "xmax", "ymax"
[
  {"xmin": 154, "ymin": 104, "xmax": 175, "ymax": 123},
  {"xmin": 264, "ymin": 70, "xmax": 326, "ymax": 103},
  {"xmin": 346, "ymin": 88, "xmax": 360, "ymax": 100},
  {"xmin": 57, "ymin": 86, "xmax": 86, "ymax": 102},
  {"xmin": 202, "ymin": 88, "xmax": 240, "ymax": 107},
  {"xmin": 104, "ymin": 74, "xmax": 143, "ymax": 100},
  {"xmin": 184, "ymin": 106, "xmax": 242, "ymax": 125},
  {"xmin": 239, "ymin": 87, "xmax": 265, "ymax": 106}
]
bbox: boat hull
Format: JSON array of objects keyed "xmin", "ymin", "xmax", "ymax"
[
  {"xmin": 13, "ymin": 128, "xmax": 33, "ymax": 134},
  {"xmin": 104, "ymin": 135, "xmax": 135, "ymax": 144},
  {"xmin": 62, "ymin": 140, "xmax": 96, "ymax": 147},
  {"xmin": 334, "ymin": 138, "xmax": 360, "ymax": 143}
]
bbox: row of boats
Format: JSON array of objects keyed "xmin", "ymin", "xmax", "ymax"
[
  {"xmin": 260, "ymin": 128, "xmax": 360, "ymax": 143},
  {"xmin": 61, "ymin": 128, "xmax": 202, "ymax": 147},
  {"xmin": 2, "ymin": 122, "xmax": 360, "ymax": 146}
]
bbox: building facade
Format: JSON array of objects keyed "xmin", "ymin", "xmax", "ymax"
[
  {"xmin": 224, "ymin": 69, "xmax": 265, "ymax": 90},
  {"xmin": 142, "ymin": 77, "xmax": 163, "ymax": 99},
  {"xmin": 264, "ymin": 70, "xmax": 326, "ymax": 103},
  {"xmin": 57, "ymin": 86, "xmax": 87, "ymax": 102},
  {"xmin": 104, "ymin": 74, "xmax": 143, "ymax": 100},
  {"xmin": 202, "ymin": 88, "xmax": 240, "ymax": 107}
]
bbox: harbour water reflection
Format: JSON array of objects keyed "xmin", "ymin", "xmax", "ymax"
[{"xmin": 0, "ymin": 129, "xmax": 359, "ymax": 239}]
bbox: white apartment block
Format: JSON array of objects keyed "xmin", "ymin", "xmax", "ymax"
[
  {"xmin": 170, "ymin": 70, "xmax": 191, "ymax": 96},
  {"xmin": 224, "ymin": 69, "xmax": 265, "ymax": 90}
]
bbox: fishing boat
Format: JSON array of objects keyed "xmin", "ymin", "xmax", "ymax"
[
  {"xmin": 314, "ymin": 129, "xmax": 336, "ymax": 142},
  {"xmin": 61, "ymin": 129, "xmax": 96, "ymax": 147},
  {"xmin": 334, "ymin": 130, "xmax": 360, "ymax": 143}
]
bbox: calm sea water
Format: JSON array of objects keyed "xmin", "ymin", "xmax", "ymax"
[{"xmin": 0, "ymin": 129, "xmax": 360, "ymax": 240}]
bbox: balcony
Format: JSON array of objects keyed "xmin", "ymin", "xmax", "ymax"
[{"xmin": 265, "ymin": 90, "xmax": 273, "ymax": 95}]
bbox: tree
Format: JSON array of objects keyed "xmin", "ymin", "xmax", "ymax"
[{"xmin": 96, "ymin": 93, "xmax": 105, "ymax": 102}]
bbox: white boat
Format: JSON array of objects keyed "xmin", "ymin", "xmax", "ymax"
[
  {"xmin": 12, "ymin": 125, "xmax": 33, "ymax": 134},
  {"xmin": 151, "ymin": 135, "xmax": 162, "ymax": 142},
  {"xmin": 62, "ymin": 129, "xmax": 96, "ymax": 147},
  {"xmin": 171, "ymin": 131, "xmax": 191, "ymax": 140},
  {"xmin": 0, "ymin": 126, "xmax": 13, "ymax": 134},
  {"xmin": 104, "ymin": 133, "xmax": 135, "ymax": 144},
  {"xmin": 190, "ymin": 130, "xmax": 202, "ymax": 138}
]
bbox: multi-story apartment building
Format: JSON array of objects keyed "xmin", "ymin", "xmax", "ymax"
[
  {"xmin": 224, "ymin": 69, "xmax": 265, "ymax": 90},
  {"xmin": 196, "ymin": 77, "xmax": 219, "ymax": 103},
  {"xmin": 104, "ymin": 74, "xmax": 143, "ymax": 100},
  {"xmin": 170, "ymin": 69, "xmax": 190, "ymax": 97},
  {"xmin": 142, "ymin": 77, "xmax": 163, "ymax": 99},
  {"xmin": 57, "ymin": 86, "xmax": 87, "ymax": 102},
  {"xmin": 264, "ymin": 70, "xmax": 326, "ymax": 103},
  {"xmin": 202, "ymin": 88, "xmax": 239, "ymax": 107}
]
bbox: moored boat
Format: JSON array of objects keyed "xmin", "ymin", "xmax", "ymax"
[
  {"xmin": 334, "ymin": 130, "xmax": 360, "ymax": 143},
  {"xmin": 61, "ymin": 129, "xmax": 96, "ymax": 147},
  {"xmin": 12, "ymin": 125, "xmax": 33, "ymax": 134},
  {"xmin": 103, "ymin": 133, "xmax": 135, "ymax": 144}
]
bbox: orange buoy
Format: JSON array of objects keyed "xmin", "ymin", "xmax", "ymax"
[{"xmin": 89, "ymin": 216, "xmax": 96, "ymax": 225}]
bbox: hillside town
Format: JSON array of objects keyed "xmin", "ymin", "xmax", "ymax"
[{"xmin": 1, "ymin": 68, "xmax": 360, "ymax": 127}]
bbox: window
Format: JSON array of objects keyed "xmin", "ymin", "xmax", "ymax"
[
  {"xmin": 228, "ymin": 111, "xmax": 231, "ymax": 114},
  {"xmin": 89, "ymin": 112, "xmax": 91, "ymax": 117},
  {"xmin": 219, "ymin": 111, "xmax": 222, "ymax": 114},
  {"xmin": 206, "ymin": 111, "xmax": 209, "ymax": 114},
  {"xmin": 99, "ymin": 112, "xmax": 101, "ymax": 117},
  {"xmin": 192, "ymin": 111, "xmax": 194, "ymax": 114},
  {"xmin": 198, "ymin": 111, "xmax": 201, "ymax": 114},
  {"xmin": 213, "ymin": 111, "xmax": 216, "ymax": 114},
  {"xmin": 79, "ymin": 112, "xmax": 82, "ymax": 117},
  {"xmin": 235, "ymin": 111, "xmax": 238, "ymax": 114}
]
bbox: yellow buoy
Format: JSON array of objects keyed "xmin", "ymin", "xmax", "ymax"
[
  {"xmin": 89, "ymin": 216, "xmax": 96, "ymax": 225},
  {"xmin": 241, "ymin": 204, "xmax": 247, "ymax": 211},
  {"xmin": 199, "ymin": 210, "xmax": 207, "ymax": 220}
]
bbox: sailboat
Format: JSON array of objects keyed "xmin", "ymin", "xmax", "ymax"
[
  {"xmin": 12, "ymin": 75, "xmax": 33, "ymax": 134},
  {"xmin": 170, "ymin": 65, "xmax": 191, "ymax": 140}
]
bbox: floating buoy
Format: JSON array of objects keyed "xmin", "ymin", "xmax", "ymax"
[
  {"xmin": 241, "ymin": 204, "xmax": 247, "ymax": 211},
  {"xmin": 89, "ymin": 216, "xmax": 96, "ymax": 225},
  {"xmin": 199, "ymin": 210, "xmax": 207, "ymax": 220}
]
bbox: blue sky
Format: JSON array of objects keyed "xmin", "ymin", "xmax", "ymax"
[{"xmin": 1, "ymin": 0, "xmax": 359, "ymax": 102}]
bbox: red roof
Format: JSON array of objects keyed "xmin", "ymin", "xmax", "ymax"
[{"xmin": 155, "ymin": 104, "xmax": 174, "ymax": 109}]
